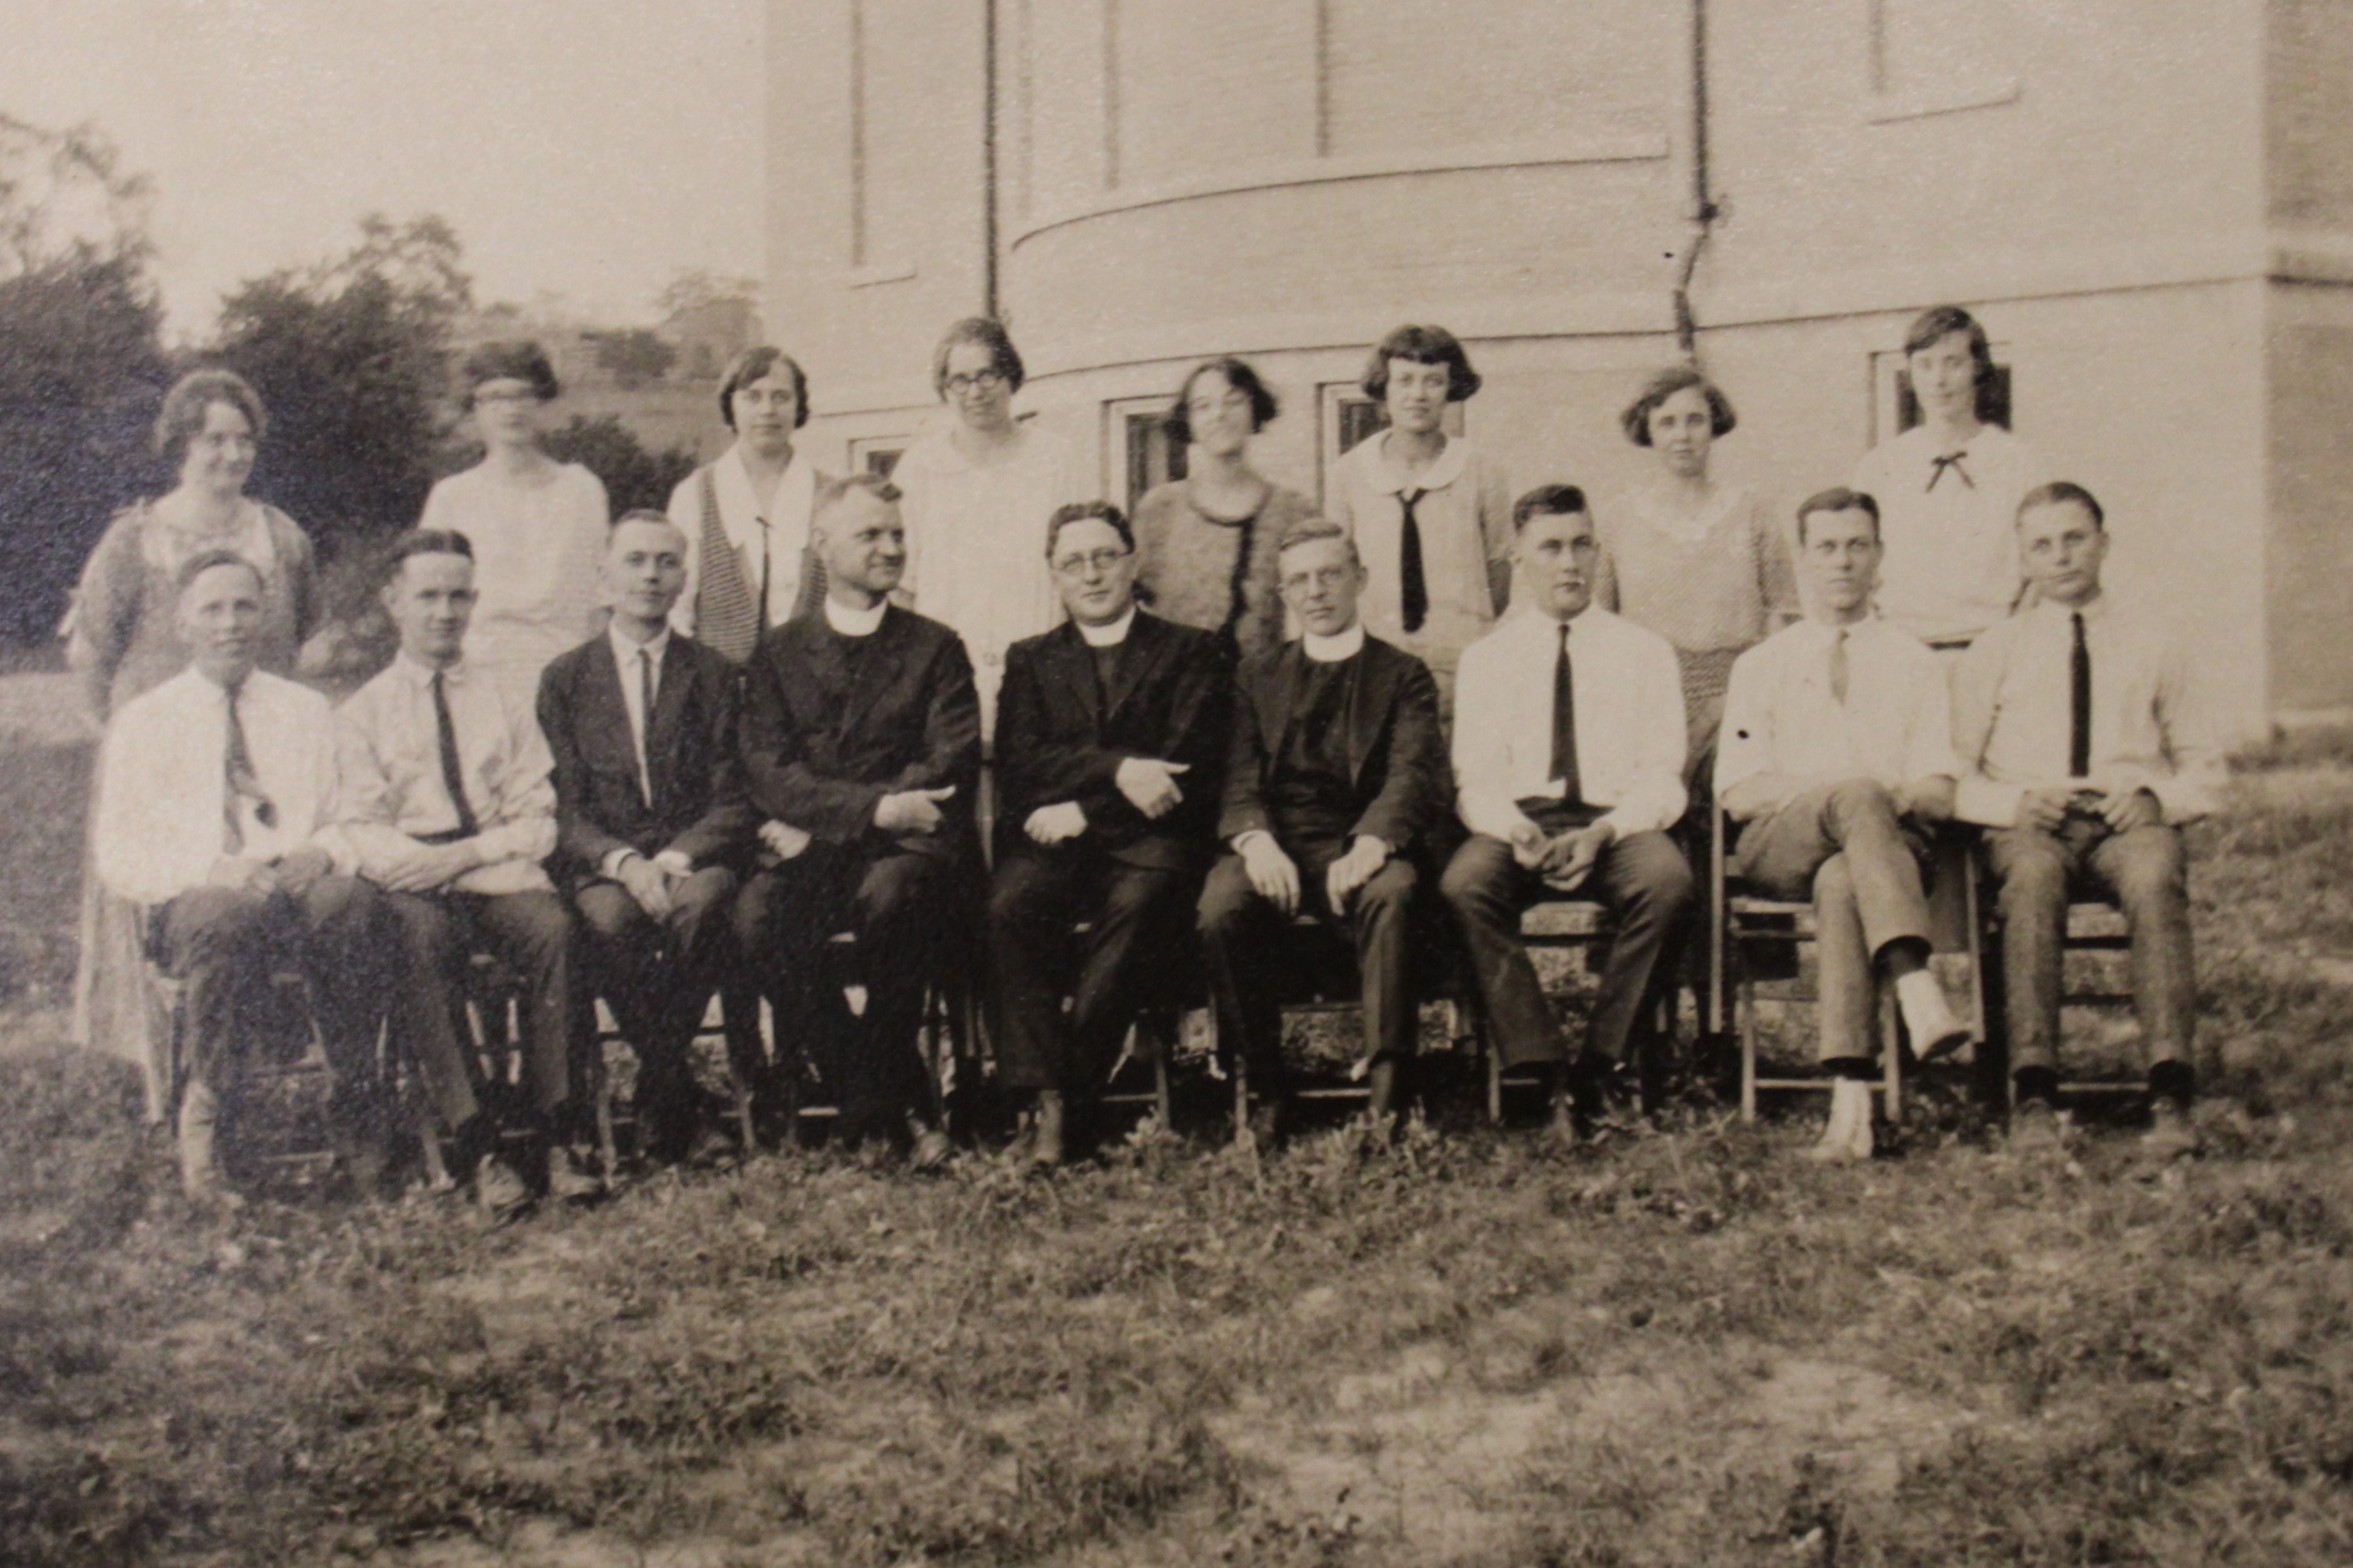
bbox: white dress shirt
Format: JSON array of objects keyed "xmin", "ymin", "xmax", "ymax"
[
  {"xmin": 667, "ymin": 444, "xmax": 817, "ymax": 638},
  {"xmin": 94, "ymin": 667, "xmax": 340, "ymax": 907},
  {"xmin": 822, "ymin": 595, "xmax": 889, "ymax": 637},
  {"xmin": 331, "ymin": 652, "xmax": 558, "ymax": 895},
  {"xmin": 1303, "ymin": 620, "xmax": 1366, "ymax": 663},
  {"xmin": 1851, "ymin": 422, "xmax": 2054, "ymax": 644},
  {"xmin": 1451, "ymin": 605, "xmax": 1687, "ymax": 841},
  {"xmin": 1715, "ymin": 616, "xmax": 1957, "ymax": 818},
  {"xmin": 1951, "ymin": 593, "xmax": 2222, "ymax": 827}
]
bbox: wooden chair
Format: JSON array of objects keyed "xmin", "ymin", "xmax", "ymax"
[{"xmin": 1976, "ymin": 880, "xmax": 2144, "ymax": 1109}]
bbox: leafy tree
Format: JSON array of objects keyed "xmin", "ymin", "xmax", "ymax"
[
  {"xmin": 539, "ymin": 413, "xmax": 696, "ymax": 516},
  {"xmin": 654, "ymin": 269, "xmax": 759, "ymax": 320},
  {"xmin": 0, "ymin": 116, "xmax": 171, "ymax": 644},
  {"xmin": 588, "ymin": 327, "xmax": 676, "ymax": 390},
  {"xmin": 207, "ymin": 214, "xmax": 473, "ymax": 556}
]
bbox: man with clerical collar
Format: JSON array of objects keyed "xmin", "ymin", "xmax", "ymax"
[
  {"xmin": 537, "ymin": 511, "xmax": 756, "ymax": 1165},
  {"xmin": 334, "ymin": 528, "xmax": 584, "ymax": 1212},
  {"xmin": 731, "ymin": 473, "xmax": 979, "ymax": 1169},
  {"xmin": 92, "ymin": 550, "xmax": 394, "ymax": 1203},
  {"xmin": 1196, "ymin": 521, "xmax": 1449, "ymax": 1139},
  {"xmin": 1953, "ymin": 481, "xmax": 2220, "ymax": 1158},
  {"xmin": 1716, "ymin": 488, "xmax": 1972, "ymax": 1162},
  {"xmin": 1440, "ymin": 484, "xmax": 1694, "ymax": 1138},
  {"xmin": 988, "ymin": 500, "xmax": 1230, "ymax": 1167}
]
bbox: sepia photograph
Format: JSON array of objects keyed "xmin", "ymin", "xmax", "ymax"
[{"xmin": 3, "ymin": 2, "xmax": 2350, "ymax": 1563}]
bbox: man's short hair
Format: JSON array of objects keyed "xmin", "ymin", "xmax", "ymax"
[
  {"xmin": 608, "ymin": 509, "xmax": 686, "ymax": 551},
  {"xmin": 2018, "ymin": 480, "xmax": 2105, "ymax": 531},
  {"xmin": 174, "ymin": 547, "xmax": 265, "ymax": 599},
  {"xmin": 1163, "ymin": 356, "xmax": 1280, "ymax": 446},
  {"xmin": 1361, "ymin": 324, "xmax": 1482, "ymax": 403},
  {"xmin": 1901, "ymin": 304, "xmax": 1995, "ymax": 388},
  {"xmin": 1619, "ymin": 365, "xmax": 1737, "ymax": 447},
  {"xmin": 460, "ymin": 340, "xmax": 560, "ymax": 407},
  {"xmin": 1510, "ymin": 484, "xmax": 1589, "ymax": 534},
  {"xmin": 1795, "ymin": 487, "xmax": 1882, "ymax": 545},
  {"xmin": 717, "ymin": 345, "xmax": 811, "ymax": 431},
  {"xmin": 1045, "ymin": 499, "xmax": 1133, "ymax": 560},
  {"xmin": 154, "ymin": 369, "xmax": 268, "ymax": 468},
  {"xmin": 383, "ymin": 529, "xmax": 475, "ymax": 589},
  {"xmin": 932, "ymin": 316, "xmax": 1025, "ymax": 399},
  {"xmin": 1274, "ymin": 518, "xmax": 1360, "ymax": 569},
  {"xmin": 811, "ymin": 471, "xmax": 902, "ymax": 528}
]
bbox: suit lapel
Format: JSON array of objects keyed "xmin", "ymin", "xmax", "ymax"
[
  {"xmin": 584, "ymin": 642, "xmax": 641, "ymax": 790},
  {"xmin": 645, "ymin": 640, "xmax": 696, "ymax": 804},
  {"xmin": 1101, "ymin": 610, "xmax": 1162, "ymax": 724},
  {"xmin": 1346, "ymin": 641, "xmax": 1393, "ymax": 792},
  {"xmin": 1258, "ymin": 643, "xmax": 1303, "ymax": 759}
]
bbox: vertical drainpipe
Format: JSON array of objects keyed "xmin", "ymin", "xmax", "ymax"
[
  {"xmin": 983, "ymin": 0, "xmax": 1002, "ymax": 321},
  {"xmin": 1674, "ymin": 0, "xmax": 1719, "ymax": 363}
]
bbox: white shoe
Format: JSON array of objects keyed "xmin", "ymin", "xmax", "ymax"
[
  {"xmin": 1804, "ymin": 1078, "xmax": 1874, "ymax": 1163},
  {"xmin": 1894, "ymin": 970, "xmax": 1971, "ymax": 1058}
]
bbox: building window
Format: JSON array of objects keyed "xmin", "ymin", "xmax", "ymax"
[
  {"xmin": 1104, "ymin": 396, "xmax": 1184, "ymax": 514},
  {"xmin": 1865, "ymin": 0, "xmax": 2020, "ymax": 122},
  {"xmin": 850, "ymin": 437, "xmax": 907, "ymax": 480},
  {"xmin": 1872, "ymin": 345, "xmax": 2014, "ymax": 444},
  {"xmin": 1318, "ymin": 384, "xmax": 1458, "ymax": 510}
]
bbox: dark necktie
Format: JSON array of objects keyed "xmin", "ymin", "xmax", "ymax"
[
  {"xmin": 1397, "ymin": 488, "xmax": 1429, "ymax": 635},
  {"xmin": 637, "ymin": 647, "xmax": 658, "ymax": 805},
  {"xmin": 754, "ymin": 516, "xmax": 774, "ymax": 637},
  {"xmin": 2069, "ymin": 611, "xmax": 2092, "ymax": 778},
  {"xmin": 1927, "ymin": 452, "xmax": 1974, "ymax": 492},
  {"xmin": 432, "ymin": 671, "xmax": 481, "ymax": 839},
  {"xmin": 1549, "ymin": 622, "xmax": 1582, "ymax": 806},
  {"xmin": 222, "ymin": 682, "xmax": 275, "ymax": 853}
]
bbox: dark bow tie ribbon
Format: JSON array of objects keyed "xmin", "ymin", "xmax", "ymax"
[{"xmin": 1926, "ymin": 452, "xmax": 1974, "ymax": 492}]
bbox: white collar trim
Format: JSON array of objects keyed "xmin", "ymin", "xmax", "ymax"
[
  {"xmin": 1077, "ymin": 606, "xmax": 1136, "ymax": 648},
  {"xmin": 1303, "ymin": 622, "xmax": 1366, "ymax": 662},
  {"xmin": 824, "ymin": 596, "xmax": 889, "ymax": 637}
]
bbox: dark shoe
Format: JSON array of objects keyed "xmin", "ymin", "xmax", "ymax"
[
  {"xmin": 909, "ymin": 1124, "xmax": 955, "ymax": 1174},
  {"xmin": 1572, "ymin": 1056, "xmax": 1645, "ymax": 1136},
  {"xmin": 2141, "ymin": 1098, "xmax": 2201, "ymax": 1161},
  {"xmin": 2008, "ymin": 1097, "xmax": 2066, "ymax": 1154},
  {"xmin": 1029, "ymin": 1092, "xmax": 1066, "ymax": 1171}
]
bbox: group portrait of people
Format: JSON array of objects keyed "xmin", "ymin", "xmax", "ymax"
[{"xmin": 68, "ymin": 301, "xmax": 2221, "ymax": 1213}]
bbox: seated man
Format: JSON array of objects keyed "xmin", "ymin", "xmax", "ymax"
[
  {"xmin": 93, "ymin": 552, "xmax": 392, "ymax": 1202},
  {"xmin": 989, "ymin": 501, "xmax": 1229, "ymax": 1167},
  {"xmin": 1440, "ymin": 485, "xmax": 1694, "ymax": 1137},
  {"xmin": 732, "ymin": 473, "xmax": 979, "ymax": 1167},
  {"xmin": 1198, "ymin": 521, "xmax": 1448, "ymax": 1136},
  {"xmin": 1954, "ymin": 481, "xmax": 2219, "ymax": 1156},
  {"xmin": 335, "ymin": 529, "xmax": 585, "ymax": 1210},
  {"xmin": 538, "ymin": 511, "xmax": 753, "ymax": 1164},
  {"xmin": 1716, "ymin": 488, "xmax": 1971, "ymax": 1163}
]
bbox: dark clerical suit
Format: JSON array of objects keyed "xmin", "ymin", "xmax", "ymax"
[
  {"xmin": 538, "ymin": 629, "xmax": 754, "ymax": 1151},
  {"xmin": 987, "ymin": 609, "xmax": 1229, "ymax": 1103},
  {"xmin": 732, "ymin": 605, "xmax": 981, "ymax": 1143},
  {"xmin": 1196, "ymin": 629, "xmax": 1449, "ymax": 1086}
]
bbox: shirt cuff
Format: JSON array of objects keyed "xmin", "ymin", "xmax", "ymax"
[
  {"xmin": 601, "ymin": 847, "xmax": 637, "ymax": 880},
  {"xmin": 1231, "ymin": 829, "xmax": 1277, "ymax": 855},
  {"xmin": 652, "ymin": 848, "xmax": 694, "ymax": 875}
]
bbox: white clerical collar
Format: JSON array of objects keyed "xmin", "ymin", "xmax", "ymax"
[
  {"xmin": 1077, "ymin": 605, "xmax": 1136, "ymax": 648},
  {"xmin": 824, "ymin": 595, "xmax": 889, "ymax": 637},
  {"xmin": 609, "ymin": 621, "xmax": 672, "ymax": 669},
  {"xmin": 1303, "ymin": 622, "xmax": 1365, "ymax": 663}
]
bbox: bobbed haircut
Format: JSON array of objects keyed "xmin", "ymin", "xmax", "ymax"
[
  {"xmin": 174, "ymin": 546, "xmax": 265, "ymax": 598},
  {"xmin": 1044, "ymin": 499, "xmax": 1133, "ymax": 560},
  {"xmin": 1274, "ymin": 518, "xmax": 1360, "ymax": 569},
  {"xmin": 1510, "ymin": 483, "xmax": 1589, "ymax": 533},
  {"xmin": 811, "ymin": 470, "xmax": 903, "ymax": 525},
  {"xmin": 1795, "ymin": 487, "xmax": 1882, "ymax": 545},
  {"xmin": 1901, "ymin": 305, "xmax": 1995, "ymax": 387},
  {"xmin": 1621, "ymin": 365, "xmax": 1737, "ymax": 446},
  {"xmin": 461, "ymin": 340, "xmax": 560, "ymax": 407},
  {"xmin": 1163, "ymin": 356, "xmax": 1280, "ymax": 445},
  {"xmin": 717, "ymin": 345, "xmax": 811, "ymax": 430},
  {"xmin": 383, "ymin": 529, "xmax": 476, "ymax": 591},
  {"xmin": 1361, "ymin": 324, "xmax": 1481, "ymax": 403},
  {"xmin": 154, "ymin": 369, "xmax": 268, "ymax": 469},
  {"xmin": 932, "ymin": 316, "xmax": 1025, "ymax": 399},
  {"xmin": 2018, "ymin": 480, "xmax": 2105, "ymax": 531}
]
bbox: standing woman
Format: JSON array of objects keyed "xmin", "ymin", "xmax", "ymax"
[
  {"xmin": 666, "ymin": 345, "xmax": 824, "ymax": 661},
  {"xmin": 894, "ymin": 317, "xmax": 1090, "ymax": 733},
  {"xmin": 65, "ymin": 369, "xmax": 320, "ymax": 1107},
  {"xmin": 1131, "ymin": 357, "xmax": 1316, "ymax": 664},
  {"xmin": 1597, "ymin": 366, "xmax": 1797, "ymax": 771},
  {"xmin": 418, "ymin": 341, "xmax": 611, "ymax": 704},
  {"xmin": 1325, "ymin": 324, "xmax": 1512, "ymax": 707}
]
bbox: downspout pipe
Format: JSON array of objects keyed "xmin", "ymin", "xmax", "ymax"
[
  {"xmin": 983, "ymin": 0, "xmax": 1001, "ymax": 320},
  {"xmin": 1674, "ymin": 0, "xmax": 1720, "ymax": 363}
]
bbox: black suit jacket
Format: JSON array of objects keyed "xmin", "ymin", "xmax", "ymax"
[
  {"xmin": 993, "ymin": 609, "xmax": 1230, "ymax": 868},
  {"xmin": 1218, "ymin": 633, "xmax": 1450, "ymax": 859},
  {"xmin": 738, "ymin": 604, "xmax": 981, "ymax": 862},
  {"xmin": 537, "ymin": 632, "xmax": 754, "ymax": 885}
]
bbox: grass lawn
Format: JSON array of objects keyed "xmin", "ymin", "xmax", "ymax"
[{"xmin": 5, "ymin": 756, "xmax": 2352, "ymax": 1566}]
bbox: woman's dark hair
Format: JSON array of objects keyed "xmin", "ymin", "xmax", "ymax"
[
  {"xmin": 1044, "ymin": 499, "xmax": 1132, "ymax": 559},
  {"xmin": 460, "ymin": 340, "xmax": 561, "ymax": 407},
  {"xmin": 1510, "ymin": 483, "xmax": 1589, "ymax": 533},
  {"xmin": 1795, "ymin": 487, "xmax": 1882, "ymax": 544},
  {"xmin": 1901, "ymin": 305, "xmax": 1994, "ymax": 386},
  {"xmin": 717, "ymin": 346, "xmax": 811, "ymax": 430},
  {"xmin": 1620, "ymin": 366, "xmax": 1736, "ymax": 446},
  {"xmin": 2018, "ymin": 480, "xmax": 2105, "ymax": 531},
  {"xmin": 1163, "ymin": 357, "xmax": 1279, "ymax": 445},
  {"xmin": 1361, "ymin": 324, "xmax": 1481, "ymax": 403},
  {"xmin": 932, "ymin": 316, "xmax": 1025, "ymax": 399},
  {"xmin": 154, "ymin": 369, "xmax": 268, "ymax": 469}
]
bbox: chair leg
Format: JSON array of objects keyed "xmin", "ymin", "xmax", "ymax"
[
  {"xmin": 1152, "ymin": 1016, "xmax": 1173, "ymax": 1130},
  {"xmin": 1879, "ymin": 987, "xmax": 1903, "ymax": 1123},
  {"xmin": 1738, "ymin": 968, "xmax": 1758, "ymax": 1124},
  {"xmin": 1486, "ymin": 1039, "xmax": 1502, "ymax": 1126}
]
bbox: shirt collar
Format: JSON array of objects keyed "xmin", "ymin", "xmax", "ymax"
[
  {"xmin": 395, "ymin": 650, "xmax": 466, "ymax": 685},
  {"xmin": 2034, "ymin": 589, "xmax": 2107, "ymax": 626},
  {"xmin": 1077, "ymin": 605, "xmax": 1136, "ymax": 648},
  {"xmin": 824, "ymin": 595, "xmax": 889, "ymax": 637},
  {"xmin": 609, "ymin": 620, "xmax": 673, "ymax": 670},
  {"xmin": 1302, "ymin": 621, "xmax": 1366, "ymax": 663},
  {"xmin": 1365, "ymin": 431, "xmax": 1469, "ymax": 495}
]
